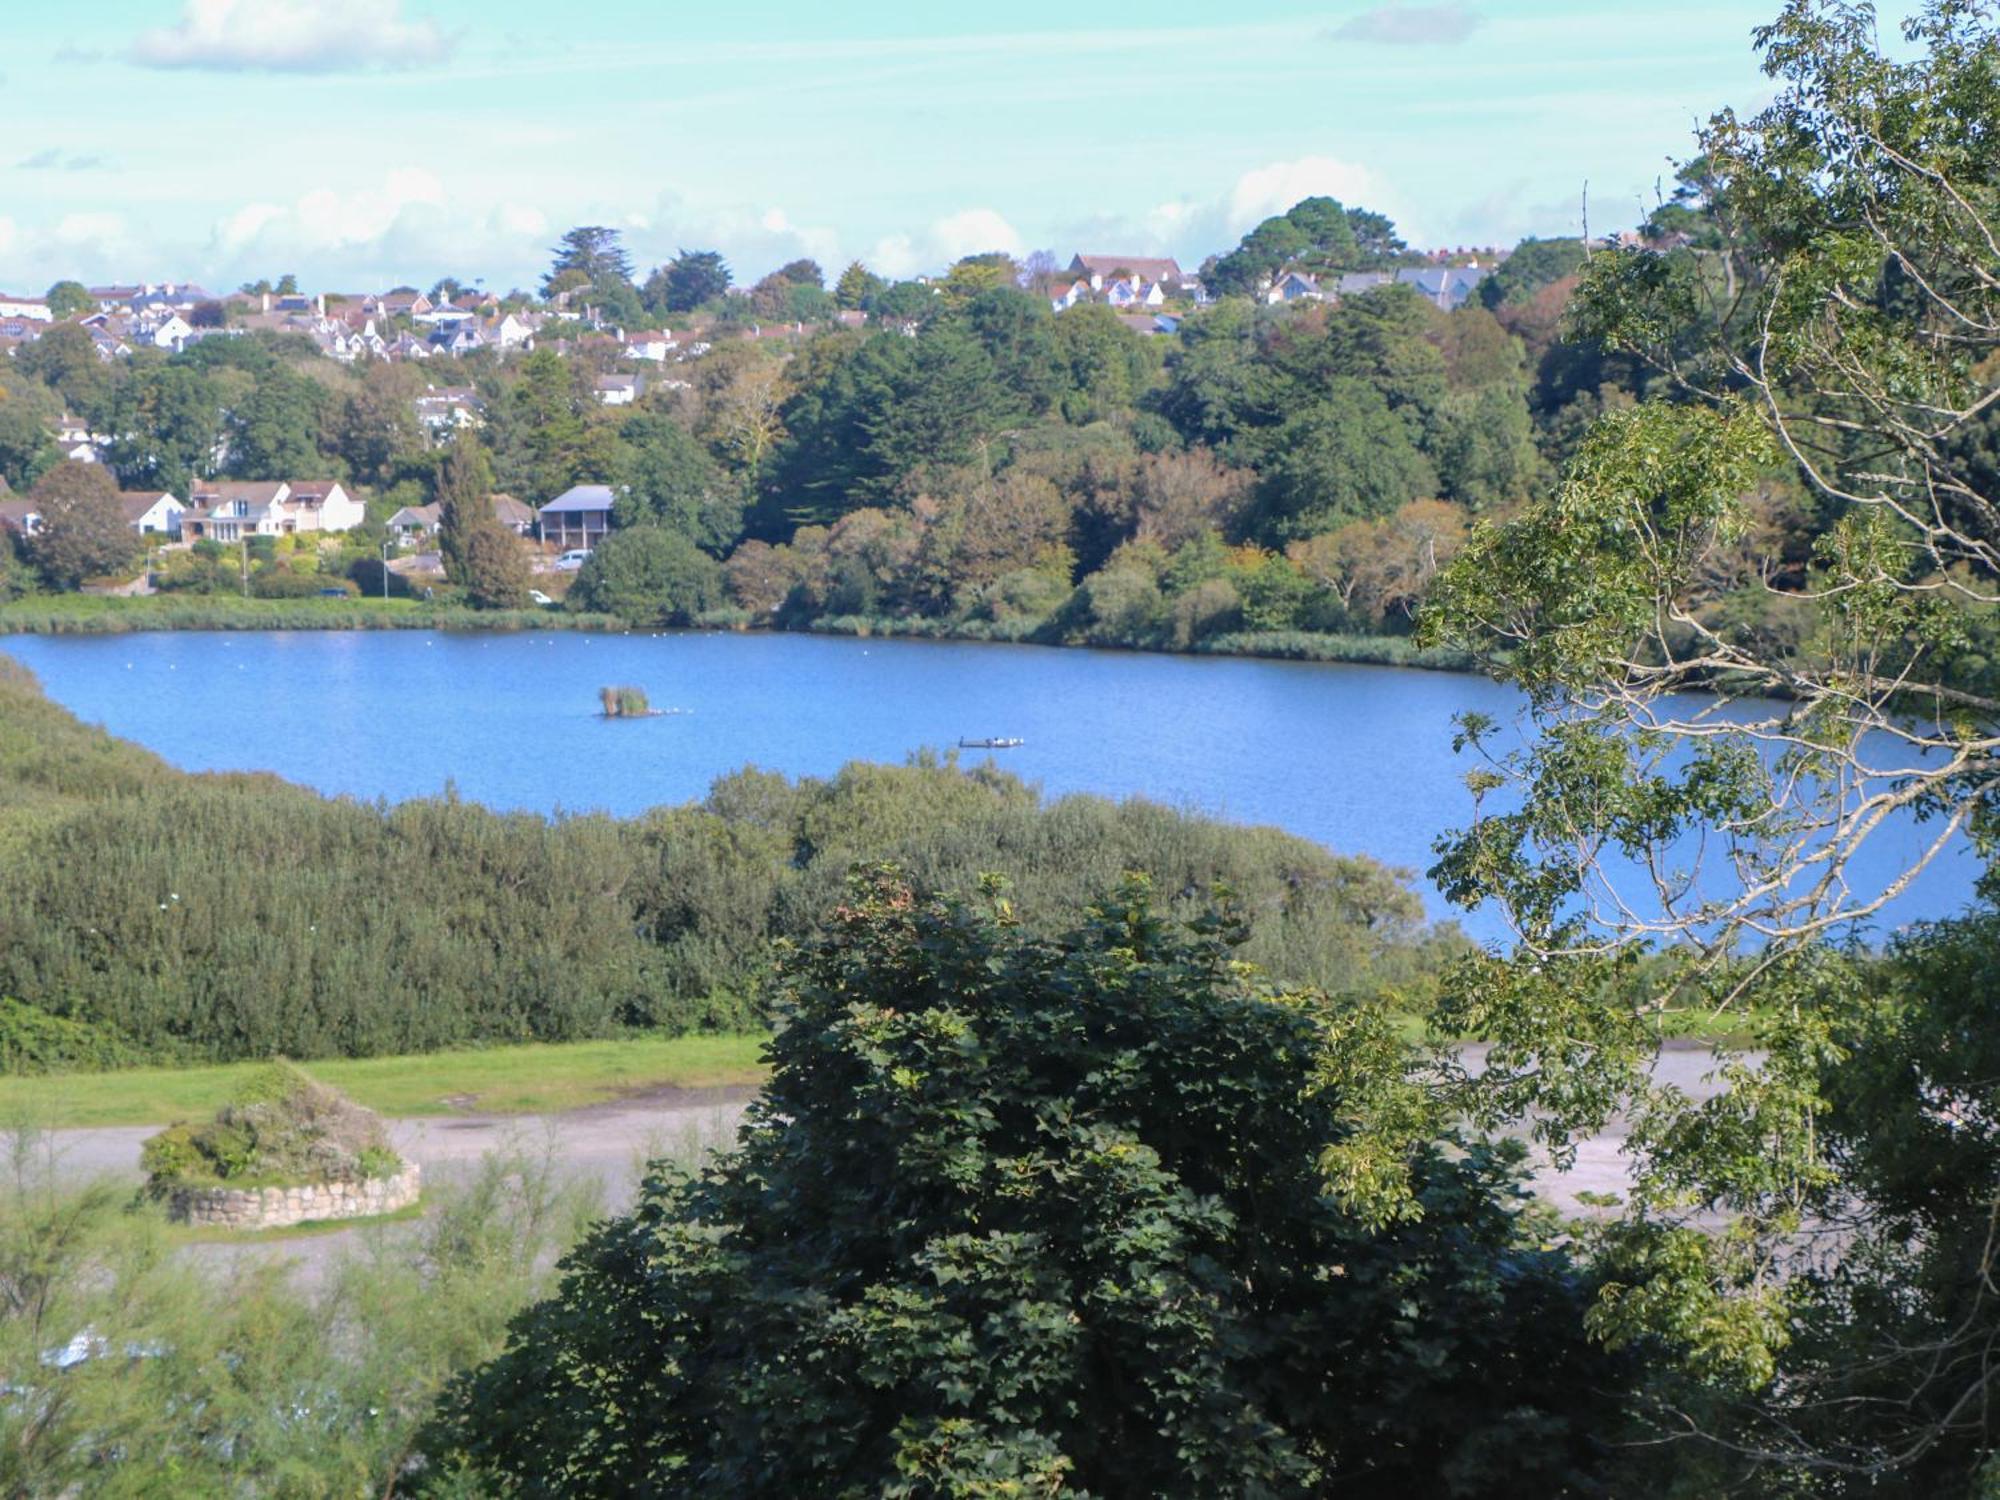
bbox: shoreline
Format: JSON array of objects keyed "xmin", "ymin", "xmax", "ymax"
[{"xmin": 0, "ymin": 595, "xmax": 1477, "ymax": 673}]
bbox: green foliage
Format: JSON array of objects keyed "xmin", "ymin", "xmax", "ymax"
[
  {"xmin": 141, "ymin": 1062, "xmax": 402, "ymax": 1189},
  {"xmin": 437, "ymin": 437, "xmax": 530, "ymax": 609},
  {"xmin": 0, "ymin": 663, "xmax": 1452, "ymax": 1068},
  {"xmin": 0, "ymin": 1134, "xmax": 607, "ymax": 1496},
  {"xmin": 647, "ymin": 249, "xmax": 732, "ymax": 314},
  {"xmin": 0, "ymin": 997, "xmax": 142, "ymax": 1075},
  {"xmin": 1206, "ymin": 196, "xmax": 1409, "ymax": 297},
  {"xmin": 571, "ymin": 525, "xmax": 723, "ymax": 625},
  {"xmin": 23, "ymin": 461, "xmax": 135, "ymax": 589},
  {"xmin": 44, "ymin": 279, "xmax": 92, "ymax": 319},
  {"xmin": 428, "ymin": 871, "xmax": 1627, "ymax": 1495}
]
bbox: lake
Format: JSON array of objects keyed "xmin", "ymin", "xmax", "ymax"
[{"xmin": 1, "ymin": 629, "xmax": 1981, "ymax": 943}]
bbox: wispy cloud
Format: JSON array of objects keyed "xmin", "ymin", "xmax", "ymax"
[
  {"xmin": 1328, "ymin": 4, "xmax": 1485, "ymax": 47},
  {"xmin": 132, "ymin": 0, "xmax": 457, "ymax": 74},
  {"xmin": 17, "ymin": 148, "xmax": 111, "ymax": 172}
]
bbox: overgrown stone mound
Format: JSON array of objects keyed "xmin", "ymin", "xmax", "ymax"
[{"xmin": 142, "ymin": 1062, "xmax": 418, "ymax": 1227}]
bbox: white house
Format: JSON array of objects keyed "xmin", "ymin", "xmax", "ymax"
[
  {"xmin": 1050, "ymin": 279, "xmax": 1090, "ymax": 311},
  {"xmin": 1067, "ymin": 255, "xmax": 1184, "ymax": 293},
  {"xmin": 117, "ymin": 491, "xmax": 183, "ymax": 537},
  {"xmin": 414, "ymin": 385, "xmax": 486, "ymax": 434},
  {"xmin": 1265, "ymin": 270, "xmax": 1323, "ymax": 304},
  {"xmin": 0, "ymin": 293, "xmax": 52, "ymax": 322},
  {"xmin": 0, "ymin": 499, "xmax": 42, "ymax": 536},
  {"xmin": 144, "ymin": 314, "xmax": 194, "ymax": 353},
  {"xmin": 184, "ymin": 480, "xmax": 363, "ymax": 541},
  {"xmin": 626, "ymin": 331, "xmax": 674, "ymax": 362},
  {"xmin": 595, "ymin": 374, "xmax": 642, "ymax": 406}
]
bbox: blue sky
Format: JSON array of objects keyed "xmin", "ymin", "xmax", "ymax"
[{"xmin": 0, "ymin": 1, "xmax": 1825, "ymax": 293}]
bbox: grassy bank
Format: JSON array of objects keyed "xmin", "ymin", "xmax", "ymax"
[
  {"xmin": 0, "ymin": 594, "xmax": 623, "ymax": 634},
  {"xmin": 793, "ymin": 611, "xmax": 1477, "ymax": 671},
  {"xmin": 0, "ymin": 1033, "xmax": 770, "ymax": 1126},
  {"xmin": 0, "ymin": 593, "xmax": 1474, "ymax": 672}
]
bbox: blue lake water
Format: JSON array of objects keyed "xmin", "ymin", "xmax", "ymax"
[{"xmin": 1, "ymin": 630, "xmax": 1982, "ymax": 944}]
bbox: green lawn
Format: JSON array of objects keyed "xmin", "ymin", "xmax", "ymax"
[{"xmin": 0, "ymin": 1034, "xmax": 771, "ymax": 1128}]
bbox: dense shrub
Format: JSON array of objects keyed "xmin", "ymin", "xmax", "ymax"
[{"xmin": 426, "ymin": 872, "xmax": 1629, "ymax": 1494}]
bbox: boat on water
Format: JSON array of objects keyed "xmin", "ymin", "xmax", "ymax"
[{"xmin": 958, "ymin": 736, "xmax": 1025, "ymax": 750}]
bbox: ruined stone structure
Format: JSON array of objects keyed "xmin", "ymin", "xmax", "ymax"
[{"xmin": 167, "ymin": 1163, "xmax": 421, "ymax": 1230}]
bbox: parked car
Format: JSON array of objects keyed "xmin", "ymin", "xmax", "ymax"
[{"xmin": 554, "ymin": 549, "xmax": 592, "ymax": 571}]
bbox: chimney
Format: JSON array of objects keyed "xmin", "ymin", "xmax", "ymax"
[{"xmin": 261, "ymin": 292, "xmax": 271, "ymax": 313}]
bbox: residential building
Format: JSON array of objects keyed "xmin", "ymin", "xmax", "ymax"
[
  {"xmin": 1266, "ymin": 270, "xmax": 1323, "ymax": 304},
  {"xmin": 0, "ymin": 499, "xmax": 43, "ymax": 536},
  {"xmin": 595, "ymin": 374, "xmax": 642, "ymax": 406},
  {"xmin": 386, "ymin": 502, "xmax": 441, "ymax": 544},
  {"xmin": 1067, "ymin": 254, "xmax": 1185, "ymax": 292},
  {"xmin": 414, "ymin": 386, "xmax": 487, "ymax": 435},
  {"xmin": 387, "ymin": 493, "xmax": 534, "ymax": 545},
  {"xmin": 0, "ymin": 293, "xmax": 52, "ymax": 322},
  {"xmin": 538, "ymin": 484, "xmax": 616, "ymax": 551},
  {"xmin": 184, "ymin": 480, "xmax": 363, "ymax": 541},
  {"xmin": 117, "ymin": 491, "xmax": 184, "ymax": 537}
]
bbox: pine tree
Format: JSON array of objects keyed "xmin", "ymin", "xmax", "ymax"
[{"xmin": 436, "ymin": 437, "xmax": 528, "ymax": 609}]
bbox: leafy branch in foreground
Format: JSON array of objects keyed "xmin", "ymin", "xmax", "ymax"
[
  {"xmin": 1421, "ymin": 3, "xmax": 2000, "ymax": 1485},
  {"xmin": 424, "ymin": 871, "xmax": 1633, "ymax": 1495}
]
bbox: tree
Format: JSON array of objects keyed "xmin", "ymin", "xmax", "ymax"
[
  {"xmin": 427, "ymin": 871, "xmax": 1631, "ymax": 1494},
  {"xmin": 15, "ymin": 323, "xmax": 113, "ymax": 418},
  {"xmin": 0, "ymin": 382, "xmax": 60, "ymax": 492},
  {"xmin": 833, "ymin": 259, "xmax": 882, "ymax": 310},
  {"xmin": 612, "ymin": 410, "xmax": 745, "ymax": 554},
  {"xmin": 102, "ymin": 365, "xmax": 221, "ymax": 496},
  {"xmin": 1476, "ymin": 238, "xmax": 1586, "ymax": 311},
  {"xmin": 24, "ymin": 462, "xmax": 133, "ymax": 589},
  {"xmin": 1418, "ymin": 3, "xmax": 2000, "ymax": 1478},
  {"xmin": 44, "ymin": 280, "xmax": 92, "ymax": 320},
  {"xmin": 435, "ymin": 437, "xmax": 528, "ymax": 609},
  {"xmin": 544, "ymin": 227, "xmax": 635, "ymax": 298},
  {"xmin": 225, "ymin": 368, "xmax": 329, "ymax": 479},
  {"xmin": 646, "ymin": 250, "xmax": 732, "ymax": 315},
  {"xmin": 1250, "ymin": 380, "xmax": 1438, "ymax": 541},
  {"xmin": 569, "ymin": 525, "xmax": 722, "ymax": 625}
]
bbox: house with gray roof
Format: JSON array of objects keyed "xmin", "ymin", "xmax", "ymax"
[{"xmin": 538, "ymin": 484, "xmax": 616, "ymax": 551}]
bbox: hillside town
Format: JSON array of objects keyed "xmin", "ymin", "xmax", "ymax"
[{"xmin": 0, "ymin": 222, "xmax": 1527, "ymax": 599}]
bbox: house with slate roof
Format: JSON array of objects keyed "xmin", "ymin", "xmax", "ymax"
[{"xmin": 538, "ymin": 484, "xmax": 616, "ymax": 551}]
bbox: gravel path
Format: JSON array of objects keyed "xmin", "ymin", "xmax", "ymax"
[{"xmin": 27, "ymin": 1047, "xmax": 1735, "ymax": 1271}]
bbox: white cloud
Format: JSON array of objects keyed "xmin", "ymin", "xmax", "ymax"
[
  {"xmin": 1327, "ymin": 4, "xmax": 1485, "ymax": 47},
  {"xmin": 133, "ymin": 0, "xmax": 456, "ymax": 73},
  {"xmin": 1109, "ymin": 154, "xmax": 1414, "ymax": 267},
  {"xmin": 1225, "ymin": 156, "xmax": 1384, "ymax": 231},
  {"xmin": 869, "ymin": 208, "xmax": 1024, "ymax": 279}
]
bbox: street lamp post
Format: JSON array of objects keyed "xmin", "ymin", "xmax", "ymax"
[{"xmin": 380, "ymin": 541, "xmax": 392, "ymax": 601}]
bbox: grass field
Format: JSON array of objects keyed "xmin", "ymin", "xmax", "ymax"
[{"xmin": 0, "ymin": 1033, "xmax": 771, "ymax": 1128}]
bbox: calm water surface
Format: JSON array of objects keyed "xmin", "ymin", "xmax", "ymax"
[{"xmin": 2, "ymin": 630, "xmax": 1980, "ymax": 942}]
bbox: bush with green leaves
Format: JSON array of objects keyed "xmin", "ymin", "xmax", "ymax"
[
  {"xmin": 140, "ymin": 1062, "xmax": 402, "ymax": 1189},
  {"xmin": 425, "ymin": 871, "xmax": 1629, "ymax": 1496}
]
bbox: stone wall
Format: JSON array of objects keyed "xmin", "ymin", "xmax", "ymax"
[{"xmin": 167, "ymin": 1163, "xmax": 421, "ymax": 1230}]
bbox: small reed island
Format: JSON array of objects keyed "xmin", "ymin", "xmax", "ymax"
[
  {"xmin": 599, "ymin": 685, "xmax": 662, "ymax": 718},
  {"xmin": 141, "ymin": 1062, "xmax": 420, "ymax": 1230}
]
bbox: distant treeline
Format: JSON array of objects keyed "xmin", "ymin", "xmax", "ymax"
[{"xmin": 0, "ymin": 657, "xmax": 1459, "ymax": 1070}]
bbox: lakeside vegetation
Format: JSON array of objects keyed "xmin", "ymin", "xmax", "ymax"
[
  {"xmin": 0, "ymin": 653, "xmax": 1461, "ymax": 1071},
  {"xmin": 0, "ymin": 593, "xmax": 619, "ymax": 634}
]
